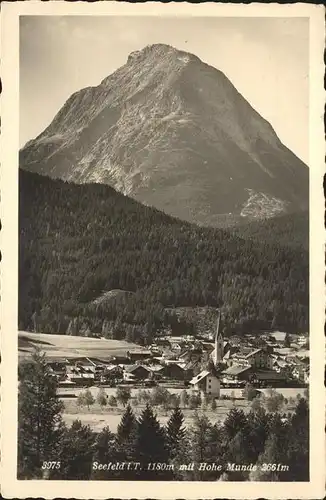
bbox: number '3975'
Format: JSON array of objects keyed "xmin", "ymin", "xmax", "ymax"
[{"xmin": 41, "ymin": 461, "xmax": 61, "ymax": 470}]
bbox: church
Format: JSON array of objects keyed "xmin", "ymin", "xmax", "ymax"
[
  {"xmin": 209, "ymin": 311, "xmax": 272, "ymax": 371},
  {"xmin": 190, "ymin": 311, "xmax": 224, "ymax": 398},
  {"xmin": 210, "ymin": 310, "xmax": 231, "ymax": 366}
]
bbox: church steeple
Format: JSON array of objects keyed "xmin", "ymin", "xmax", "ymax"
[{"xmin": 214, "ymin": 310, "xmax": 224, "ymax": 366}]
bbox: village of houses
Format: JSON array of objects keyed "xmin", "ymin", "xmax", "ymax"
[{"xmin": 44, "ymin": 317, "xmax": 309, "ymax": 403}]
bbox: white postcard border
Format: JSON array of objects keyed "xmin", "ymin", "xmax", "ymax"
[{"xmin": 1, "ymin": 2, "xmax": 325, "ymax": 498}]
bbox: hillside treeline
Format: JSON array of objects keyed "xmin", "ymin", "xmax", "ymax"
[
  {"xmin": 18, "ymin": 352, "xmax": 309, "ymax": 481},
  {"xmin": 19, "ymin": 170, "xmax": 309, "ymax": 343},
  {"xmin": 233, "ymin": 212, "xmax": 309, "ymax": 250}
]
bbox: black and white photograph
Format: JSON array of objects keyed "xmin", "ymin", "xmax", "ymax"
[{"xmin": 1, "ymin": 2, "xmax": 325, "ymax": 499}]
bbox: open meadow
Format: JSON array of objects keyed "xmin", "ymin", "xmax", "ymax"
[
  {"xmin": 62, "ymin": 398, "xmax": 251, "ymax": 433},
  {"xmin": 58, "ymin": 385, "xmax": 307, "ymax": 400},
  {"xmin": 61, "ymin": 386, "xmax": 306, "ymax": 432},
  {"xmin": 18, "ymin": 331, "xmax": 140, "ymax": 360}
]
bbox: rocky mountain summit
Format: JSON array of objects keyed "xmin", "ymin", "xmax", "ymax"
[{"xmin": 20, "ymin": 43, "xmax": 308, "ymax": 226}]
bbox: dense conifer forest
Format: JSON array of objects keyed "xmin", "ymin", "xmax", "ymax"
[
  {"xmin": 19, "ymin": 171, "xmax": 309, "ymax": 343},
  {"xmin": 232, "ymin": 212, "xmax": 308, "ymax": 250}
]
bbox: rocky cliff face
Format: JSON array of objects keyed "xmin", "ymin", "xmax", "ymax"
[{"xmin": 20, "ymin": 43, "xmax": 308, "ymax": 226}]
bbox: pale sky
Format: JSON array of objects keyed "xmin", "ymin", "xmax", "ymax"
[{"xmin": 20, "ymin": 16, "xmax": 309, "ymax": 164}]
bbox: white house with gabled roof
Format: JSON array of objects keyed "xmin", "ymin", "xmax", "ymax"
[{"xmin": 189, "ymin": 369, "xmax": 220, "ymax": 398}]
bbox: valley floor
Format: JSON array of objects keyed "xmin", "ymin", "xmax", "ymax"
[
  {"xmin": 18, "ymin": 331, "xmax": 138, "ymax": 360},
  {"xmin": 61, "ymin": 386, "xmax": 306, "ymax": 433}
]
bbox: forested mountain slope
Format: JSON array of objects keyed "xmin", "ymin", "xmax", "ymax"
[
  {"xmin": 19, "ymin": 171, "xmax": 308, "ymax": 343},
  {"xmin": 232, "ymin": 212, "xmax": 309, "ymax": 250}
]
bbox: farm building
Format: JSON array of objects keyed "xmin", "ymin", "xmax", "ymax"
[
  {"xmin": 297, "ymin": 335, "xmax": 308, "ymax": 346},
  {"xmin": 270, "ymin": 331, "xmax": 288, "ymax": 343},
  {"xmin": 102, "ymin": 365, "xmax": 123, "ymax": 377},
  {"xmin": 272, "ymin": 358, "xmax": 288, "ymax": 372},
  {"xmin": 292, "ymin": 366, "xmax": 309, "ymax": 384},
  {"xmin": 153, "ymin": 338, "xmax": 171, "ymax": 348},
  {"xmin": 47, "ymin": 361, "xmax": 67, "ymax": 378},
  {"xmin": 124, "ymin": 364, "xmax": 151, "ymax": 380},
  {"xmin": 245, "ymin": 348, "xmax": 273, "ymax": 369},
  {"xmin": 147, "ymin": 365, "xmax": 164, "ymax": 379},
  {"xmin": 110, "ymin": 355, "xmax": 132, "ymax": 365},
  {"xmin": 66, "ymin": 365, "xmax": 95, "ymax": 384},
  {"xmin": 161, "ymin": 363, "xmax": 193, "ymax": 381},
  {"xmin": 222, "ymin": 365, "xmax": 252, "ymax": 385},
  {"xmin": 222, "ymin": 364, "xmax": 288, "ymax": 387},
  {"xmin": 127, "ymin": 350, "xmax": 152, "ymax": 362},
  {"xmin": 250, "ymin": 370, "xmax": 289, "ymax": 387},
  {"xmin": 228, "ymin": 348, "xmax": 273, "ymax": 370}
]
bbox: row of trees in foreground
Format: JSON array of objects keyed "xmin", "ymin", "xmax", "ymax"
[
  {"xmin": 18, "ymin": 351, "xmax": 309, "ymax": 481},
  {"xmin": 77, "ymin": 384, "xmax": 306, "ymax": 415}
]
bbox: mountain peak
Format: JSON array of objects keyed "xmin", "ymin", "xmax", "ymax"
[
  {"xmin": 125, "ymin": 43, "xmax": 196, "ymax": 67},
  {"xmin": 130, "ymin": 42, "xmax": 189, "ymax": 56},
  {"xmin": 20, "ymin": 44, "xmax": 308, "ymax": 226}
]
